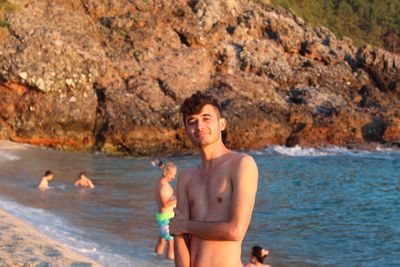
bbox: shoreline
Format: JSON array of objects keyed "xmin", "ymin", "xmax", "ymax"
[
  {"xmin": 1, "ymin": 139, "xmax": 399, "ymax": 158},
  {"xmin": 0, "ymin": 208, "xmax": 102, "ymax": 267}
]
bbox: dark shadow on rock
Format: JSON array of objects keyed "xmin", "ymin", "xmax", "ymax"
[
  {"xmin": 36, "ymin": 262, "xmax": 50, "ymax": 267},
  {"xmin": 44, "ymin": 246, "xmax": 62, "ymax": 257},
  {"xmin": 93, "ymin": 84, "xmax": 108, "ymax": 151},
  {"xmin": 316, "ymin": 105, "xmax": 338, "ymax": 117},
  {"xmin": 288, "ymin": 87, "xmax": 307, "ymax": 105},
  {"xmin": 285, "ymin": 123, "xmax": 306, "ymax": 147},
  {"xmin": 174, "ymin": 30, "xmax": 191, "ymax": 47},
  {"xmin": 70, "ymin": 262, "xmax": 93, "ymax": 267},
  {"xmin": 361, "ymin": 118, "xmax": 387, "ymax": 143}
]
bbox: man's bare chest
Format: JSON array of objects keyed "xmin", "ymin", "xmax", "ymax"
[{"xmin": 187, "ymin": 174, "xmax": 232, "ymax": 217}]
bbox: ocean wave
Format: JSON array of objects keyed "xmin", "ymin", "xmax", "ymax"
[
  {"xmin": 0, "ymin": 197, "xmax": 133, "ymax": 266},
  {"xmin": 0, "ymin": 151, "xmax": 20, "ymax": 162},
  {"xmin": 261, "ymin": 145, "xmax": 369, "ymax": 157}
]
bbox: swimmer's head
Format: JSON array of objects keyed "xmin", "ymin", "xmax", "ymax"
[
  {"xmin": 162, "ymin": 161, "xmax": 177, "ymax": 180},
  {"xmin": 250, "ymin": 245, "xmax": 268, "ymax": 264},
  {"xmin": 79, "ymin": 171, "xmax": 88, "ymax": 178},
  {"xmin": 158, "ymin": 160, "xmax": 165, "ymax": 169},
  {"xmin": 44, "ymin": 170, "xmax": 53, "ymax": 180}
]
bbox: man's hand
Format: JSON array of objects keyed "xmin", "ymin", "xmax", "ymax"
[{"xmin": 170, "ymin": 208, "xmax": 187, "ymax": 236}]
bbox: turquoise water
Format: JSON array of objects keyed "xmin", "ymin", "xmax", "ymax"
[
  {"xmin": 0, "ymin": 142, "xmax": 399, "ymax": 266},
  {"xmin": 252, "ymin": 147, "xmax": 400, "ymax": 266}
]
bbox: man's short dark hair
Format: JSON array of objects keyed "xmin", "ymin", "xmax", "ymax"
[
  {"xmin": 79, "ymin": 171, "xmax": 87, "ymax": 178},
  {"xmin": 180, "ymin": 91, "xmax": 222, "ymax": 123},
  {"xmin": 180, "ymin": 91, "xmax": 228, "ymax": 144},
  {"xmin": 44, "ymin": 170, "xmax": 53, "ymax": 176}
]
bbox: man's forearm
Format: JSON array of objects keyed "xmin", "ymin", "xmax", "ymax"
[
  {"xmin": 185, "ymin": 219, "xmax": 245, "ymax": 241},
  {"xmin": 174, "ymin": 234, "xmax": 190, "ymax": 267}
]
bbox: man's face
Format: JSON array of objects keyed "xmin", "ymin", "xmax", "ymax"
[
  {"xmin": 168, "ymin": 167, "xmax": 177, "ymax": 181},
  {"xmin": 184, "ymin": 104, "xmax": 226, "ymax": 148},
  {"xmin": 163, "ymin": 166, "xmax": 177, "ymax": 180}
]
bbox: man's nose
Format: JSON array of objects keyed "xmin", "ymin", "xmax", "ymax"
[{"xmin": 196, "ymin": 120, "xmax": 205, "ymax": 130}]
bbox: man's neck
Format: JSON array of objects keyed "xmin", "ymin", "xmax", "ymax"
[{"xmin": 199, "ymin": 141, "xmax": 230, "ymax": 169}]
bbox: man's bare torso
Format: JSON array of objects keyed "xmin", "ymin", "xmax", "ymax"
[
  {"xmin": 156, "ymin": 180, "xmax": 175, "ymax": 213},
  {"xmin": 186, "ymin": 153, "xmax": 244, "ymax": 267}
]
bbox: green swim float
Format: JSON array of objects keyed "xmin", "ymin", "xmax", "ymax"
[{"xmin": 156, "ymin": 212, "xmax": 174, "ymax": 241}]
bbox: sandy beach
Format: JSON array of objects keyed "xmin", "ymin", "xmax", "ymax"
[{"xmin": 0, "ymin": 208, "xmax": 101, "ymax": 267}]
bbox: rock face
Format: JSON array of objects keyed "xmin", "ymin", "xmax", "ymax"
[{"xmin": 0, "ymin": 0, "xmax": 399, "ymax": 155}]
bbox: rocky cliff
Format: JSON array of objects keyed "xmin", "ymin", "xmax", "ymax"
[{"xmin": 0, "ymin": 0, "xmax": 399, "ymax": 155}]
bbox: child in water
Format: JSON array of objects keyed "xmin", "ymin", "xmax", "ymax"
[
  {"xmin": 38, "ymin": 170, "xmax": 54, "ymax": 190},
  {"xmin": 245, "ymin": 245, "xmax": 271, "ymax": 267}
]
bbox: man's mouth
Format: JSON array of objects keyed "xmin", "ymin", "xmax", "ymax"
[{"xmin": 195, "ymin": 132, "xmax": 208, "ymax": 138}]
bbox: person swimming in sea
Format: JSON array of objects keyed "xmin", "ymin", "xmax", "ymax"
[
  {"xmin": 74, "ymin": 171, "xmax": 95, "ymax": 189},
  {"xmin": 245, "ymin": 245, "xmax": 271, "ymax": 267},
  {"xmin": 38, "ymin": 170, "xmax": 54, "ymax": 190}
]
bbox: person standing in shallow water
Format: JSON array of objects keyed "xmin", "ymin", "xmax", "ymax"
[
  {"xmin": 38, "ymin": 170, "xmax": 54, "ymax": 190},
  {"xmin": 74, "ymin": 171, "xmax": 95, "ymax": 189},
  {"xmin": 155, "ymin": 161, "xmax": 178, "ymax": 260},
  {"xmin": 170, "ymin": 91, "xmax": 259, "ymax": 267}
]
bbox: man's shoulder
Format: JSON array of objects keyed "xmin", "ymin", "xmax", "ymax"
[
  {"xmin": 177, "ymin": 165, "xmax": 197, "ymax": 183},
  {"xmin": 227, "ymin": 152, "xmax": 257, "ymax": 176},
  {"xmin": 228, "ymin": 151, "xmax": 254, "ymax": 164},
  {"xmin": 180, "ymin": 165, "xmax": 197, "ymax": 176}
]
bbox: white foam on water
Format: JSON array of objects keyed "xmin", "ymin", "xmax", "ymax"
[
  {"xmin": 0, "ymin": 151, "xmax": 20, "ymax": 162},
  {"xmin": 263, "ymin": 145, "xmax": 370, "ymax": 157},
  {"xmin": 376, "ymin": 146, "xmax": 400, "ymax": 153},
  {"xmin": 0, "ymin": 141, "xmax": 24, "ymax": 162},
  {"xmin": 0, "ymin": 197, "xmax": 135, "ymax": 266}
]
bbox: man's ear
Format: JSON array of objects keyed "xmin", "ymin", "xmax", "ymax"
[{"xmin": 219, "ymin": 117, "xmax": 227, "ymax": 131}]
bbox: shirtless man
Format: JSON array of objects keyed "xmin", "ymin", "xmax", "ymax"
[
  {"xmin": 74, "ymin": 171, "xmax": 95, "ymax": 189},
  {"xmin": 155, "ymin": 161, "xmax": 178, "ymax": 260},
  {"xmin": 38, "ymin": 170, "xmax": 54, "ymax": 190},
  {"xmin": 170, "ymin": 92, "xmax": 259, "ymax": 267}
]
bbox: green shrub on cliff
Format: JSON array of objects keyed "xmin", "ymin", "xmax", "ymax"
[
  {"xmin": 271, "ymin": 0, "xmax": 400, "ymax": 53},
  {"xmin": 0, "ymin": 0, "xmax": 16, "ymax": 27},
  {"xmin": 0, "ymin": 19, "xmax": 8, "ymax": 27}
]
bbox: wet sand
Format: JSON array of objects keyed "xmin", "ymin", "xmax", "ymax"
[{"xmin": 0, "ymin": 209, "xmax": 102, "ymax": 267}]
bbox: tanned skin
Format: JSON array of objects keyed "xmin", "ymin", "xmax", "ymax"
[
  {"xmin": 170, "ymin": 104, "xmax": 259, "ymax": 267},
  {"xmin": 155, "ymin": 163, "xmax": 177, "ymax": 260},
  {"xmin": 74, "ymin": 173, "xmax": 95, "ymax": 189},
  {"xmin": 38, "ymin": 173, "xmax": 53, "ymax": 190}
]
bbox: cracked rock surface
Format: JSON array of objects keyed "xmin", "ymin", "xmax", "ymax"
[{"xmin": 0, "ymin": 0, "xmax": 399, "ymax": 155}]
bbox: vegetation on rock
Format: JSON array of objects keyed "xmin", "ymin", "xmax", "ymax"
[{"xmin": 272, "ymin": 0, "xmax": 400, "ymax": 53}]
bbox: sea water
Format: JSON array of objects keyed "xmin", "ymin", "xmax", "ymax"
[{"xmin": 0, "ymin": 142, "xmax": 399, "ymax": 267}]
